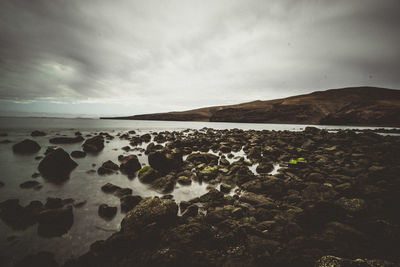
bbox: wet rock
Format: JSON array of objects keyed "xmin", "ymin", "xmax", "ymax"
[
  {"xmin": 240, "ymin": 192, "xmax": 274, "ymax": 208},
  {"xmin": 97, "ymin": 160, "xmax": 119, "ymax": 175},
  {"xmin": 19, "ymin": 180, "xmax": 41, "ymax": 190},
  {"xmin": 181, "ymin": 204, "xmax": 198, "ymax": 218},
  {"xmin": 138, "ymin": 166, "xmax": 160, "ymax": 183},
  {"xmin": 120, "ymin": 195, "xmax": 142, "ymax": 213},
  {"xmin": 302, "ymin": 183, "xmax": 338, "ymax": 201},
  {"xmin": 31, "ymin": 130, "xmax": 46, "ymax": 137},
  {"xmin": 70, "ymin": 150, "xmax": 86, "ymax": 158},
  {"xmin": 38, "ymin": 148, "xmax": 78, "ymax": 181},
  {"xmin": 256, "ymin": 162, "xmax": 274, "ymax": 174},
  {"xmin": 82, "ymin": 135, "xmax": 104, "ymax": 153},
  {"xmin": 45, "ymin": 198, "xmax": 63, "ymax": 209},
  {"xmin": 220, "ymin": 183, "xmax": 232, "ymax": 193},
  {"xmin": 121, "ymin": 145, "xmax": 131, "ymax": 152},
  {"xmin": 220, "ymin": 145, "xmax": 231, "ymax": 153},
  {"xmin": 15, "ymin": 251, "xmax": 59, "ymax": 267},
  {"xmin": 199, "ymin": 165, "xmax": 218, "ymax": 180},
  {"xmin": 101, "ymin": 183, "xmax": 121, "ymax": 193},
  {"xmin": 114, "ymin": 187, "xmax": 133, "ymax": 198},
  {"xmin": 186, "ymin": 152, "xmax": 219, "ymax": 165},
  {"xmin": 49, "ymin": 136, "xmax": 84, "ymax": 144},
  {"xmin": 98, "ymin": 204, "xmax": 117, "ymax": 219},
  {"xmin": 177, "ymin": 175, "xmax": 192, "ymax": 185},
  {"xmin": 148, "ymin": 150, "xmax": 183, "ymax": 174},
  {"xmin": 120, "ymin": 155, "xmax": 141, "ymax": 176},
  {"xmin": 121, "ymin": 197, "xmax": 178, "ymax": 232},
  {"xmin": 304, "ymin": 126, "xmax": 320, "ymax": 134},
  {"xmin": 37, "ymin": 206, "xmax": 73, "ymax": 237},
  {"xmin": 315, "ymin": 255, "xmax": 397, "ymax": 267},
  {"xmin": 0, "ymin": 199, "xmax": 43, "ymax": 230},
  {"xmin": 151, "ymin": 175, "xmax": 176, "ymax": 193},
  {"xmin": 336, "ymin": 197, "xmax": 367, "ymax": 213},
  {"xmin": 0, "ymin": 181, "xmax": 4, "ymax": 188},
  {"xmin": 12, "ymin": 139, "xmax": 41, "ymax": 154}
]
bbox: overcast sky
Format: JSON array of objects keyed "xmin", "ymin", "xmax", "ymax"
[{"xmin": 1, "ymin": 0, "xmax": 400, "ymax": 117}]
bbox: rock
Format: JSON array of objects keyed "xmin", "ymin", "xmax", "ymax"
[
  {"xmin": 0, "ymin": 181, "xmax": 4, "ymax": 188},
  {"xmin": 98, "ymin": 160, "xmax": 119, "ymax": 175},
  {"xmin": 49, "ymin": 136, "xmax": 84, "ymax": 144},
  {"xmin": 220, "ymin": 145, "xmax": 231, "ymax": 153},
  {"xmin": 256, "ymin": 162, "xmax": 274, "ymax": 174},
  {"xmin": 45, "ymin": 198, "xmax": 63, "ymax": 209},
  {"xmin": 240, "ymin": 192, "xmax": 274, "ymax": 208},
  {"xmin": 121, "ymin": 145, "xmax": 131, "ymax": 152},
  {"xmin": 148, "ymin": 150, "xmax": 183, "ymax": 174},
  {"xmin": 38, "ymin": 148, "xmax": 78, "ymax": 181},
  {"xmin": 15, "ymin": 251, "xmax": 59, "ymax": 267},
  {"xmin": 70, "ymin": 150, "xmax": 86, "ymax": 158},
  {"xmin": 37, "ymin": 206, "xmax": 73, "ymax": 237},
  {"xmin": 307, "ymin": 172, "xmax": 325, "ymax": 182},
  {"xmin": 120, "ymin": 195, "xmax": 142, "ymax": 213},
  {"xmin": 114, "ymin": 187, "xmax": 133, "ymax": 198},
  {"xmin": 315, "ymin": 255, "xmax": 397, "ymax": 267},
  {"xmin": 151, "ymin": 175, "xmax": 176, "ymax": 193},
  {"xmin": 12, "ymin": 139, "xmax": 41, "ymax": 154},
  {"xmin": 98, "ymin": 204, "xmax": 117, "ymax": 219},
  {"xmin": 101, "ymin": 183, "xmax": 121, "ymax": 193},
  {"xmin": 302, "ymin": 183, "xmax": 338, "ymax": 201},
  {"xmin": 186, "ymin": 152, "xmax": 219, "ymax": 165},
  {"xmin": 82, "ymin": 135, "xmax": 104, "ymax": 153},
  {"xmin": 336, "ymin": 197, "xmax": 367, "ymax": 213},
  {"xmin": 138, "ymin": 166, "xmax": 159, "ymax": 183},
  {"xmin": 0, "ymin": 199, "xmax": 43, "ymax": 230},
  {"xmin": 181, "ymin": 204, "xmax": 198, "ymax": 218},
  {"xmin": 304, "ymin": 126, "xmax": 320, "ymax": 134},
  {"xmin": 177, "ymin": 176, "xmax": 192, "ymax": 185},
  {"xmin": 120, "ymin": 155, "xmax": 141, "ymax": 176},
  {"xmin": 220, "ymin": 183, "xmax": 232, "ymax": 193},
  {"xmin": 31, "ymin": 130, "xmax": 46, "ymax": 137},
  {"xmin": 121, "ymin": 197, "xmax": 178, "ymax": 231},
  {"xmin": 19, "ymin": 180, "xmax": 41, "ymax": 190}
]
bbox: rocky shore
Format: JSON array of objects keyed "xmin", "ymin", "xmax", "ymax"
[{"xmin": 1, "ymin": 127, "xmax": 400, "ymax": 267}]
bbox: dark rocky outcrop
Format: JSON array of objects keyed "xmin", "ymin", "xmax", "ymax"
[
  {"xmin": 37, "ymin": 205, "xmax": 73, "ymax": 237},
  {"xmin": 38, "ymin": 148, "xmax": 78, "ymax": 182},
  {"xmin": 15, "ymin": 251, "xmax": 59, "ymax": 267},
  {"xmin": 12, "ymin": 139, "xmax": 41, "ymax": 154}
]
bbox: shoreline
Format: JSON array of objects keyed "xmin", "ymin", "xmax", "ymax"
[{"xmin": 0, "ymin": 126, "xmax": 399, "ymax": 266}]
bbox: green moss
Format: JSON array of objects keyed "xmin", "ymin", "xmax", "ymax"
[
  {"xmin": 289, "ymin": 157, "xmax": 307, "ymax": 165},
  {"xmin": 139, "ymin": 166, "xmax": 151, "ymax": 175}
]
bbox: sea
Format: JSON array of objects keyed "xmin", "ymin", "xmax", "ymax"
[{"xmin": 0, "ymin": 117, "xmax": 396, "ymax": 266}]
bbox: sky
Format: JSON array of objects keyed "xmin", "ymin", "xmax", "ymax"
[{"xmin": 1, "ymin": 0, "xmax": 400, "ymax": 117}]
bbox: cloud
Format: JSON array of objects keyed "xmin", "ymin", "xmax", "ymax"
[{"xmin": 0, "ymin": 0, "xmax": 399, "ymax": 116}]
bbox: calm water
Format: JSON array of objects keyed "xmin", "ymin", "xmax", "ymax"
[{"xmin": 0, "ymin": 117, "xmax": 396, "ymax": 266}]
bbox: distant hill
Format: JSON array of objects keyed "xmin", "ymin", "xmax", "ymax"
[{"xmin": 102, "ymin": 87, "xmax": 400, "ymax": 127}]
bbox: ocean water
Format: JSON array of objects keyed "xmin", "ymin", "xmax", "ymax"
[{"xmin": 0, "ymin": 117, "xmax": 396, "ymax": 266}]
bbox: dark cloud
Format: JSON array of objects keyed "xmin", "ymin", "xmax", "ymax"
[{"xmin": 0, "ymin": 0, "xmax": 399, "ymax": 116}]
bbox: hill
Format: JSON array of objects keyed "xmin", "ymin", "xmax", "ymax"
[{"xmin": 102, "ymin": 87, "xmax": 400, "ymax": 127}]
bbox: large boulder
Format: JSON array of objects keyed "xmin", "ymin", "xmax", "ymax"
[
  {"xmin": 12, "ymin": 139, "xmax": 41, "ymax": 154},
  {"xmin": 120, "ymin": 155, "xmax": 141, "ymax": 175},
  {"xmin": 121, "ymin": 197, "xmax": 178, "ymax": 232},
  {"xmin": 38, "ymin": 148, "xmax": 78, "ymax": 181},
  {"xmin": 148, "ymin": 150, "xmax": 183, "ymax": 174},
  {"xmin": 82, "ymin": 135, "xmax": 104, "ymax": 153}
]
